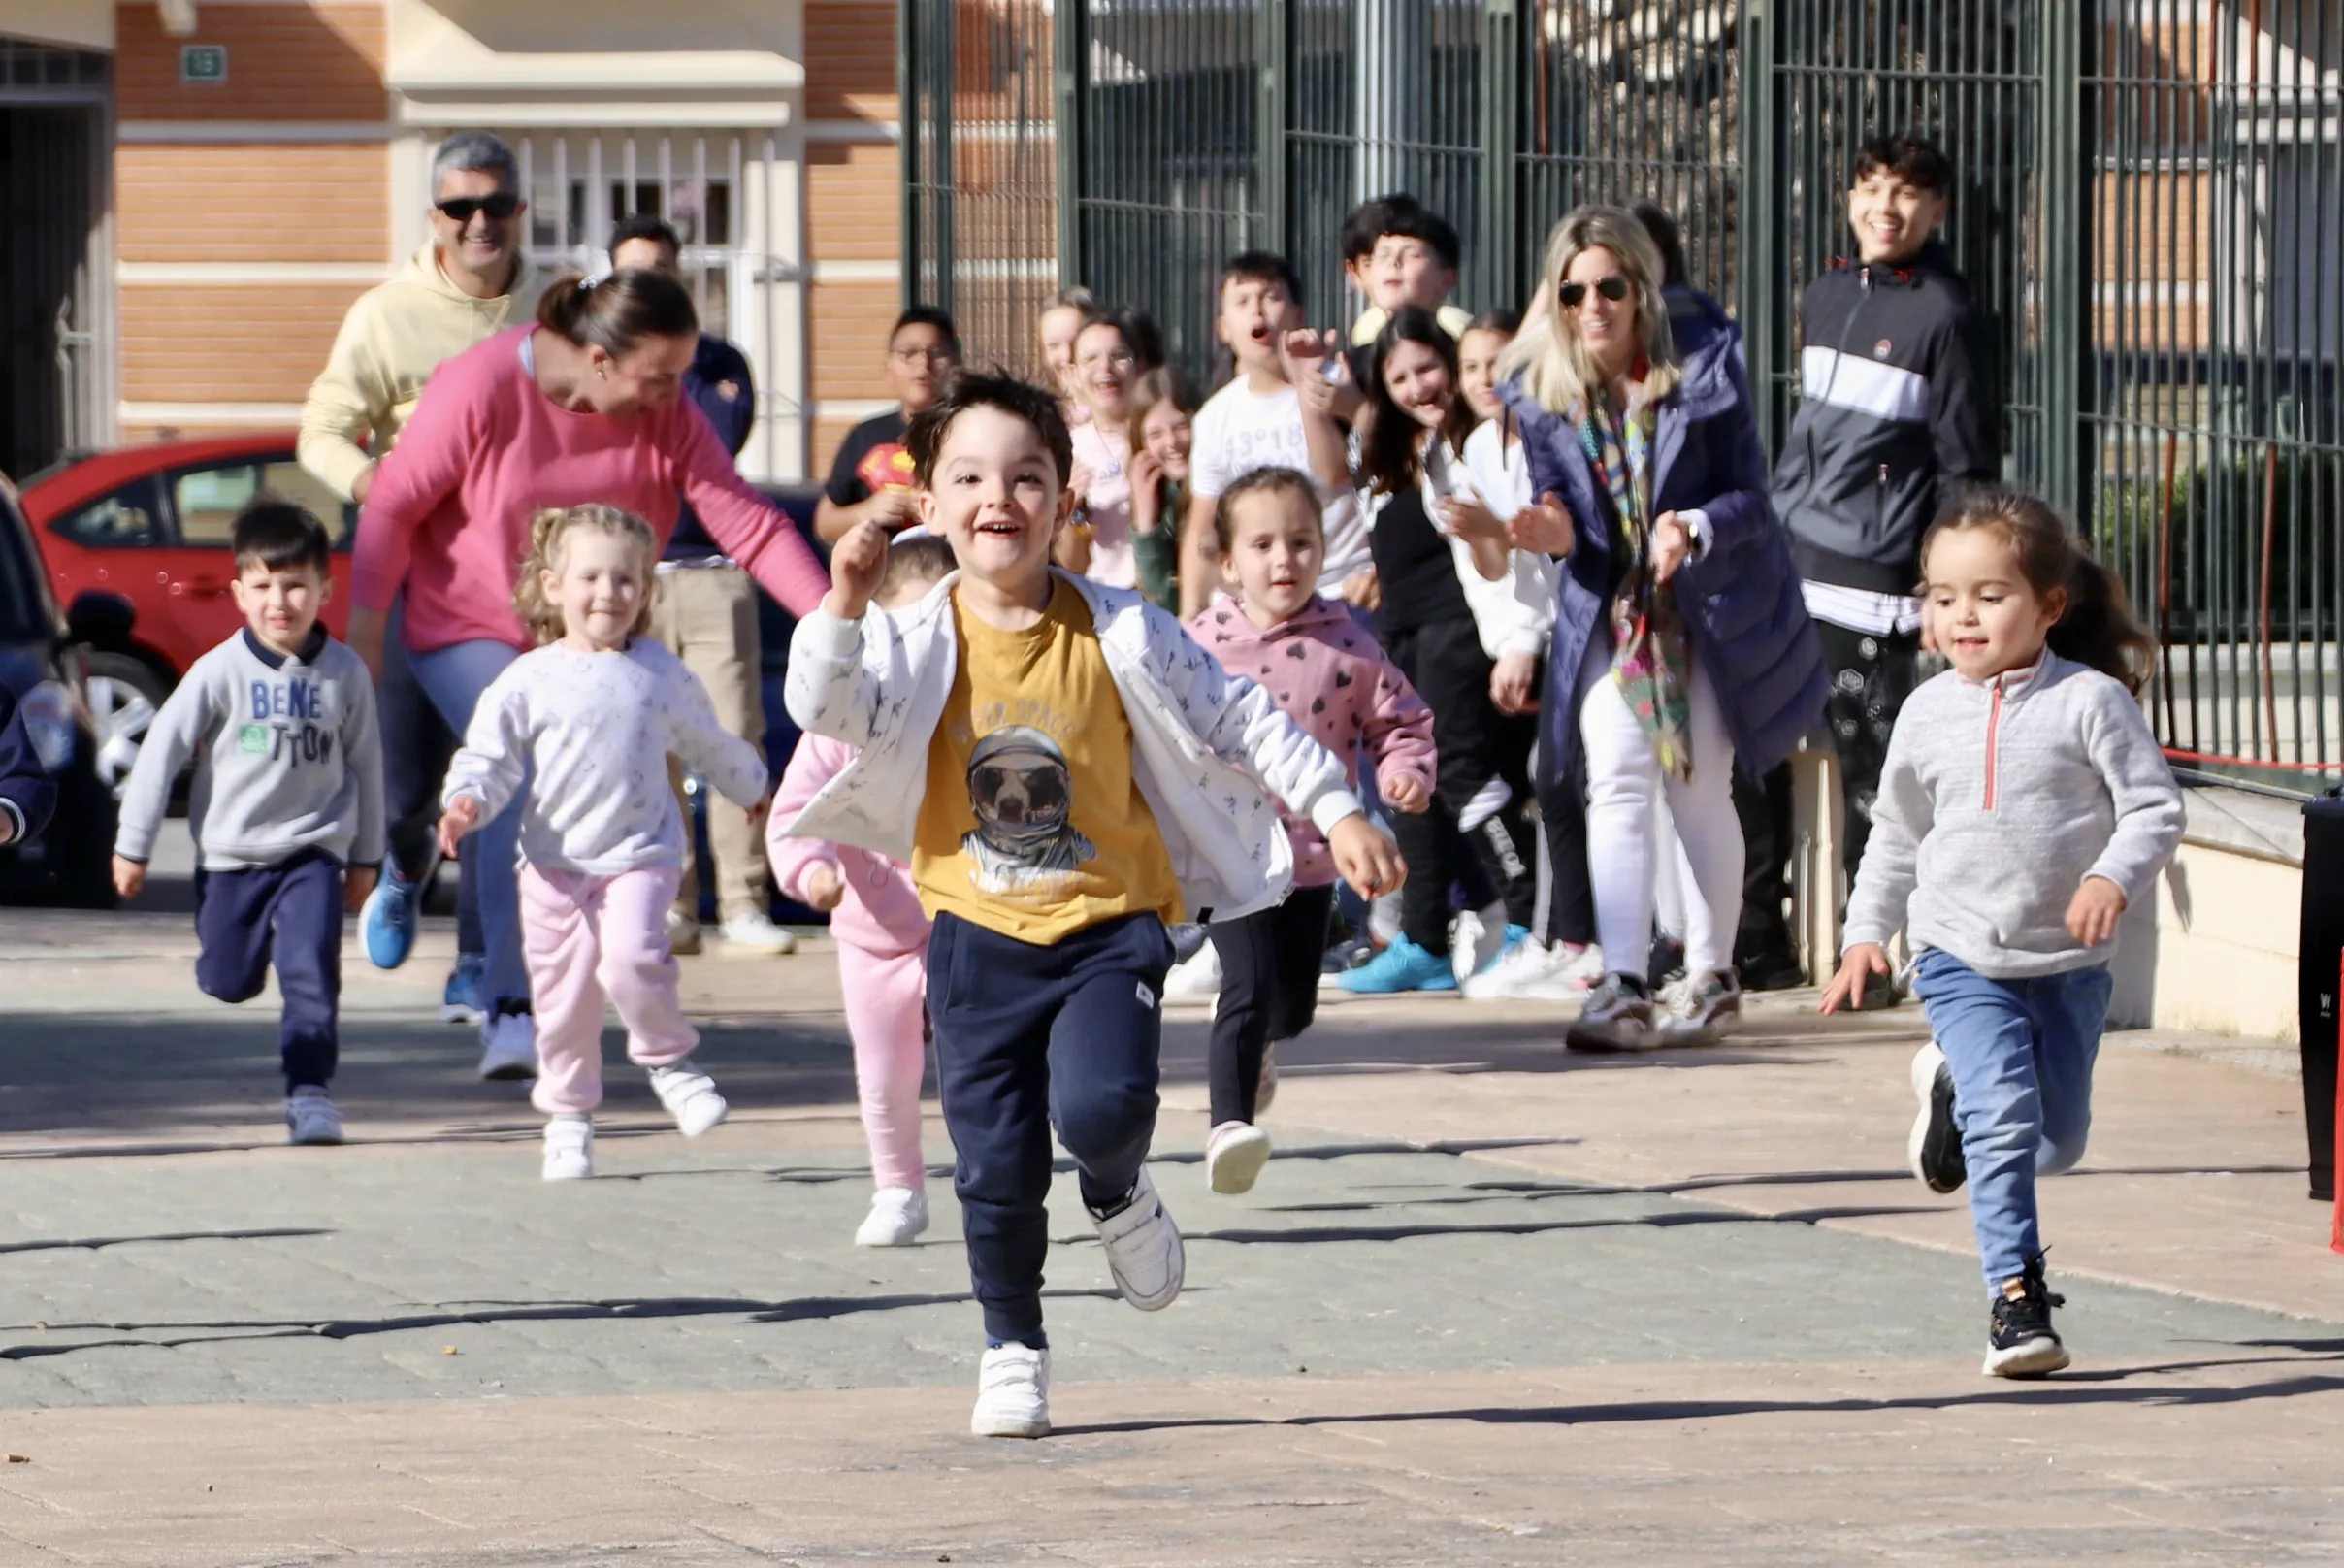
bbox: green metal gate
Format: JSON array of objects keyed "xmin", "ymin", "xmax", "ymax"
[{"xmin": 905, "ymin": 0, "xmax": 2344, "ymax": 777}]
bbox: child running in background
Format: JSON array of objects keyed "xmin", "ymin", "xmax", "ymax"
[
  {"xmin": 787, "ymin": 370, "xmax": 1402, "ymax": 1439},
  {"xmin": 1125, "ymin": 366, "xmax": 1199, "ymax": 612},
  {"xmin": 439, "ymin": 504, "xmax": 769, "ymax": 1181},
  {"xmin": 113, "ymin": 500, "xmax": 384, "ymax": 1147},
  {"xmin": 767, "ymin": 533, "xmax": 958, "ymax": 1246},
  {"xmin": 1822, "ymin": 487, "xmax": 2182, "ymax": 1378},
  {"xmin": 1188, "ymin": 467, "xmax": 1434, "ymax": 1192}
]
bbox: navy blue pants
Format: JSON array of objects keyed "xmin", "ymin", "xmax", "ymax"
[
  {"xmin": 194, "ymin": 849, "xmax": 342, "ymax": 1092},
  {"xmin": 928, "ymin": 910, "xmax": 1173, "ymax": 1347}
]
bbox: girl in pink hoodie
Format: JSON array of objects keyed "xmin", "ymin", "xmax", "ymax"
[
  {"xmin": 1187, "ymin": 468, "xmax": 1436, "ymax": 1195},
  {"xmin": 766, "ymin": 537, "xmax": 958, "ymax": 1245}
]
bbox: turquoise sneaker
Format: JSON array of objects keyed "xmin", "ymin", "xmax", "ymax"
[
  {"xmin": 1337, "ymin": 933, "xmax": 1458, "ymax": 994},
  {"xmin": 360, "ymin": 860, "xmax": 419, "ymax": 970}
]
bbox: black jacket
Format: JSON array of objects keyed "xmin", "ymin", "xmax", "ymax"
[
  {"xmin": 0, "ymin": 682, "xmax": 57, "ymax": 846},
  {"xmin": 1770, "ymin": 242, "xmax": 2000, "ymax": 595}
]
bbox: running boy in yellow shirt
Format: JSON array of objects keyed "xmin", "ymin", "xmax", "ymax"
[{"xmin": 784, "ymin": 371, "xmax": 1404, "ymax": 1440}]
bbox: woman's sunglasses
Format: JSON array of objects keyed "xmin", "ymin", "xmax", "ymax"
[
  {"xmin": 436, "ymin": 192, "xmax": 522, "ymax": 223},
  {"xmin": 1558, "ymin": 275, "xmax": 1631, "ymax": 309}
]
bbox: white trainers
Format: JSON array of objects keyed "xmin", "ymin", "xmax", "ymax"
[
  {"xmin": 541, "ymin": 1114, "xmax": 593, "ymax": 1180},
  {"xmin": 477, "ymin": 1011, "xmax": 538, "ymax": 1081},
  {"xmin": 1461, "ymin": 935, "xmax": 1563, "ymax": 999},
  {"xmin": 1448, "ymin": 899, "xmax": 1511, "ymax": 984},
  {"xmin": 970, "ymin": 1343, "xmax": 1051, "ymax": 1438},
  {"xmin": 1657, "ymin": 970, "xmax": 1745, "ymax": 1046},
  {"xmin": 719, "ymin": 911, "xmax": 798, "ymax": 957},
  {"xmin": 1162, "ymin": 941, "xmax": 1221, "ymax": 1001},
  {"xmin": 1091, "ymin": 1166, "xmax": 1184, "ymax": 1310},
  {"xmin": 284, "ymin": 1086, "xmax": 343, "ymax": 1146},
  {"xmin": 1255, "ymin": 1039, "xmax": 1281, "ymax": 1116},
  {"xmin": 1205, "ymin": 1121, "xmax": 1272, "ymax": 1194},
  {"xmin": 666, "ymin": 909, "xmax": 703, "ymax": 957},
  {"xmin": 647, "ymin": 1061, "xmax": 729, "ymax": 1137},
  {"xmin": 856, "ymin": 1186, "xmax": 930, "ymax": 1247}
]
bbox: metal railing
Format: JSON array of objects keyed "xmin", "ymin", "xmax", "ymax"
[{"xmin": 904, "ymin": 0, "xmax": 2344, "ymax": 781}]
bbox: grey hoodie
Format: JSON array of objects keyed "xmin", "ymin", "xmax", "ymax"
[
  {"xmin": 1842, "ymin": 652, "xmax": 2183, "ymax": 979},
  {"xmin": 115, "ymin": 628, "xmax": 386, "ymax": 872}
]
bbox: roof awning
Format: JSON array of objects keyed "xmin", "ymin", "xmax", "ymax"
[{"xmin": 0, "ymin": 0, "xmax": 113, "ymax": 51}]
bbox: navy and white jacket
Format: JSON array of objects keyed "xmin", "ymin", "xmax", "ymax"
[
  {"xmin": 1770, "ymin": 242, "xmax": 2000, "ymax": 596},
  {"xmin": 0, "ymin": 683, "xmax": 57, "ymax": 846}
]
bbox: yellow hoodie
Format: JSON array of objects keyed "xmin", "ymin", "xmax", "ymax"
[{"xmin": 296, "ymin": 242, "xmax": 546, "ymax": 500}]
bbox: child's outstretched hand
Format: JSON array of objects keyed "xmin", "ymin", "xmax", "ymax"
[
  {"xmin": 343, "ymin": 864, "xmax": 377, "ymax": 913},
  {"xmin": 1381, "ymin": 774, "xmax": 1431, "ymax": 814},
  {"xmin": 111, "ymin": 855, "xmax": 146, "ymax": 901},
  {"xmin": 2066, "ymin": 876, "xmax": 2127, "ymax": 947},
  {"xmin": 1819, "ymin": 942, "xmax": 1889, "ymax": 1014},
  {"xmin": 825, "ymin": 518, "xmax": 893, "ymax": 621},
  {"xmin": 801, "ymin": 863, "xmax": 846, "ymax": 912},
  {"xmin": 1328, "ymin": 812, "xmax": 1407, "ymax": 901},
  {"xmin": 437, "ymin": 795, "xmax": 482, "ymax": 859}
]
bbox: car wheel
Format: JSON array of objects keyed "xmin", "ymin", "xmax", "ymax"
[{"xmin": 82, "ymin": 653, "xmax": 166, "ymax": 801}]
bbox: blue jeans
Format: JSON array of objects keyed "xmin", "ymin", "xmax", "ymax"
[
  {"xmin": 410, "ymin": 638, "xmax": 529, "ymax": 1014},
  {"xmin": 1910, "ymin": 947, "xmax": 2111, "ymax": 1293}
]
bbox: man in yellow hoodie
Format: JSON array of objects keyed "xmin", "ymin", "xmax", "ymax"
[{"xmin": 300, "ymin": 131, "xmax": 545, "ymax": 1075}]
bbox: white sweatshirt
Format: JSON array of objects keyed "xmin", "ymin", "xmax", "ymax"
[{"xmin": 442, "ymin": 638, "xmax": 768, "ymax": 876}]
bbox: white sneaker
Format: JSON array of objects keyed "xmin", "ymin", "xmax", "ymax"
[
  {"xmin": 1162, "ymin": 941, "xmax": 1221, "ymax": 1001},
  {"xmin": 970, "ymin": 1343, "xmax": 1051, "ymax": 1438},
  {"xmin": 666, "ymin": 908, "xmax": 703, "ymax": 957},
  {"xmin": 284, "ymin": 1086, "xmax": 343, "ymax": 1146},
  {"xmin": 1205, "ymin": 1121, "xmax": 1272, "ymax": 1194},
  {"xmin": 477, "ymin": 1011, "xmax": 538, "ymax": 1081},
  {"xmin": 719, "ymin": 912, "xmax": 797, "ymax": 957},
  {"xmin": 1091, "ymin": 1166, "xmax": 1184, "ymax": 1310},
  {"xmin": 1448, "ymin": 900, "xmax": 1504, "ymax": 984},
  {"xmin": 856, "ymin": 1186, "xmax": 930, "ymax": 1246},
  {"xmin": 1657, "ymin": 970, "xmax": 1744, "ymax": 1046},
  {"xmin": 541, "ymin": 1114, "xmax": 593, "ymax": 1180},
  {"xmin": 1534, "ymin": 941, "xmax": 1607, "ymax": 997},
  {"xmin": 647, "ymin": 1061, "xmax": 729, "ymax": 1137},
  {"xmin": 1256, "ymin": 1039, "xmax": 1281, "ymax": 1116},
  {"xmin": 1461, "ymin": 934, "xmax": 1566, "ymax": 999}
]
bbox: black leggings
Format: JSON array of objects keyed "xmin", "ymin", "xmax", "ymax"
[
  {"xmin": 1381, "ymin": 616, "xmax": 1539, "ymax": 954},
  {"xmin": 1205, "ymin": 885, "xmax": 1337, "ymax": 1125}
]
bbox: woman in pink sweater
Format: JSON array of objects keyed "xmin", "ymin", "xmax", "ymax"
[
  {"xmin": 349, "ymin": 269, "xmax": 830, "ymax": 1067},
  {"xmin": 765, "ymin": 538, "xmax": 955, "ymax": 1246},
  {"xmin": 1186, "ymin": 467, "xmax": 1436, "ymax": 1195}
]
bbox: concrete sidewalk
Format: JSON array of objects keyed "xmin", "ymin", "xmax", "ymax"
[{"xmin": 1, "ymin": 894, "xmax": 2338, "ymax": 1564}]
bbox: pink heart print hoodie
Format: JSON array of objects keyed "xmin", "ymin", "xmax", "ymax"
[{"xmin": 1187, "ymin": 594, "xmax": 1437, "ymax": 889}]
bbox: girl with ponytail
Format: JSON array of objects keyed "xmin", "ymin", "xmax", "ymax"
[{"xmin": 1824, "ymin": 483, "xmax": 2183, "ymax": 1381}]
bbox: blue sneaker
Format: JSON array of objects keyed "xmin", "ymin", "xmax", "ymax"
[
  {"xmin": 1337, "ymin": 933, "xmax": 1459, "ymax": 994},
  {"xmin": 440, "ymin": 952, "xmax": 486, "ymax": 1026},
  {"xmin": 360, "ymin": 861, "xmax": 420, "ymax": 970}
]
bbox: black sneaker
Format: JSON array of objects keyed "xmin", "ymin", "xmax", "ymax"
[
  {"xmin": 1984, "ymin": 1255, "xmax": 2070, "ymax": 1378},
  {"xmin": 1737, "ymin": 944, "xmax": 1808, "ymax": 993},
  {"xmin": 1906, "ymin": 1042, "xmax": 1967, "ymax": 1193},
  {"xmin": 1646, "ymin": 934, "xmax": 1687, "ymax": 988}
]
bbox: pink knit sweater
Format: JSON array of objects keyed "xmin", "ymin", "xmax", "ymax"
[
  {"xmin": 766, "ymin": 731, "xmax": 930, "ymax": 957},
  {"xmin": 352, "ymin": 326, "xmax": 829, "ymax": 651},
  {"xmin": 1188, "ymin": 594, "xmax": 1436, "ymax": 887}
]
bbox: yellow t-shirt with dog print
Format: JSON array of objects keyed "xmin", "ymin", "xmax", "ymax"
[{"xmin": 912, "ymin": 577, "xmax": 1183, "ymax": 944}]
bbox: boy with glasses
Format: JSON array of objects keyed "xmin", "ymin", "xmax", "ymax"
[{"xmin": 814, "ymin": 308, "xmax": 963, "ymax": 543}]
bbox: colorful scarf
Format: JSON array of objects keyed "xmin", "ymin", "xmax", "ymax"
[{"xmin": 1579, "ymin": 386, "xmax": 1695, "ymax": 780}]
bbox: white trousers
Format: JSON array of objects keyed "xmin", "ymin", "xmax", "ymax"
[{"xmin": 1575, "ymin": 631, "xmax": 1745, "ymax": 980}]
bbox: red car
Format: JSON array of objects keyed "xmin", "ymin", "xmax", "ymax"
[{"xmin": 19, "ymin": 434, "xmax": 356, "ymax": 795}]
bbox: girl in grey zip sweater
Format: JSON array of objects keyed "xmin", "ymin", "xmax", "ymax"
[{"xmin": 1823, "ymin": 487, "xmax": 2182, "ymax": 1381}]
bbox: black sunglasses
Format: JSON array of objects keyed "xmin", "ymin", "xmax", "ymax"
[
  {"xmin": 436, "ymin": 192, "xmax": 521, "ymax": 224},
  {"xmin": 1558, "ymin": 275, "xmax": 1631, "ymax": 309}
]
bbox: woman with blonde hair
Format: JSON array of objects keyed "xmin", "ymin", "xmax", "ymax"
[{"xmin": 1499, "ymin": 204, "xmax": 1825, "ymax": 1050}]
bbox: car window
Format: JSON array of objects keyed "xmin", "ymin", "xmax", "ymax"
[
  {"xmin": 50, "ymin": 477, "xmax": 163, "ymax": 549},
  {"xmin": 170, "ymin": 460, "xmax": 357, "ymax": 551}
]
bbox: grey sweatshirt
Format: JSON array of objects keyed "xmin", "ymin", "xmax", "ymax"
[
  {"xmin": 115, "ymin": 628, "xmax": 386, "ymax": 872},
  {"xmin": 1842, "ymin": 652, "xmax": 2184, "ymax": 979}
]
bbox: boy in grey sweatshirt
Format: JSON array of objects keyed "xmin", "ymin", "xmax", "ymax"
[{"xmin": 114, "ymin": 501, "xmax": 385, "ymax": 1146}]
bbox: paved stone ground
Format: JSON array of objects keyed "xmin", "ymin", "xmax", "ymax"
[{"xmin": 1, "ymin": 840, "xmax": 2340, "ymax": 1564}]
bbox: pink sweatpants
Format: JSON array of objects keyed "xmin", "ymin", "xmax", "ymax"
[
  {"xmin": 520, "ymin": 863, "xmax": 700, "ymax": 1115},
  {"xmin": 837, "ymin": 938, "xmax": 930, "ymax": 1192}
]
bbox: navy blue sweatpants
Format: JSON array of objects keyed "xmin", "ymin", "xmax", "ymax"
[
  {"xmin": 194, "ymin": 849, "xmax": 342, "ymax": 1092},
  {"xmin": 928, "ymin": 910, "xmax": 1174, "ymax": 1347}
]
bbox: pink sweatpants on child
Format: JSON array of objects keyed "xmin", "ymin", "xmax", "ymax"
[
  {"xmin": 520, "ymin": 863, "xmax": 700, "ymax": 1115},
  {"xmin": 837, "ymin": 938, "xmax": 930, "ymax": 1192}
]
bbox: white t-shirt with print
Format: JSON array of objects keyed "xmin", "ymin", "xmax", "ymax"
[{"xmin": 1190, "ymin": 376, "xmax": 1371, "ymax": 595}]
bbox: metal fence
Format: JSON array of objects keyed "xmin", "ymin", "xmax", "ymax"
[{"xmin": 903, "ymin": 0, "xmax": 2344, "ymax": 780}]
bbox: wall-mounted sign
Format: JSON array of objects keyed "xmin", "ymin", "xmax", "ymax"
[{"xmin": 180, "ymin": 46, "xmax": 228, "ymax": 84}]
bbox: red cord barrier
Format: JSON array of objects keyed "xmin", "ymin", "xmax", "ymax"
[{"xmin": 2162, "ymin": 748, "xmax": 2343, "ymax": 774}]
